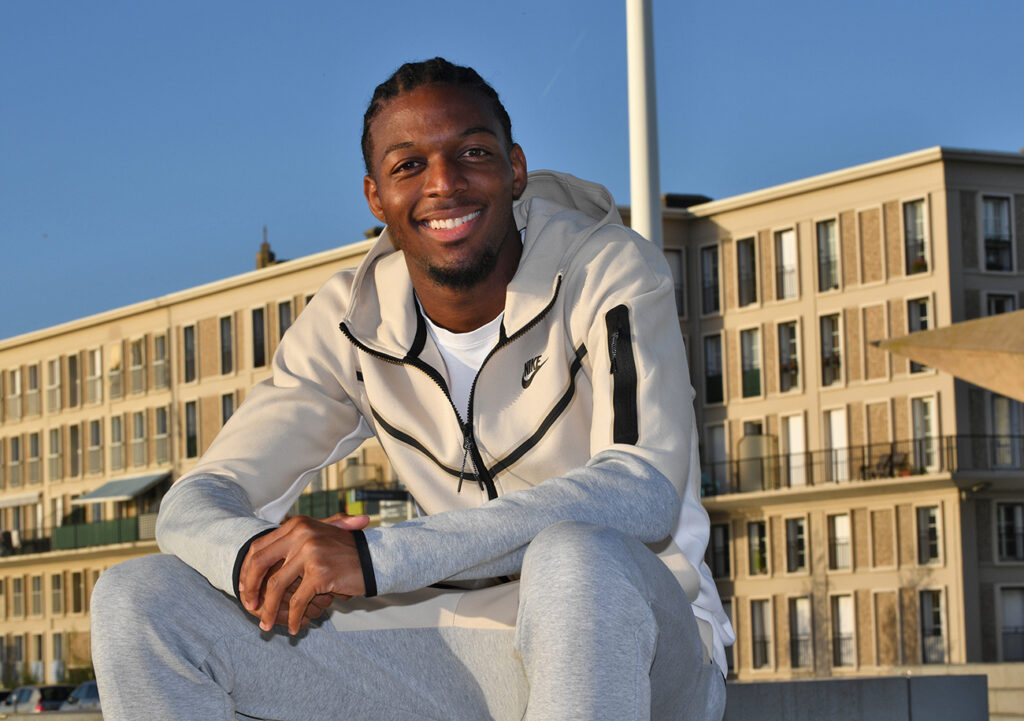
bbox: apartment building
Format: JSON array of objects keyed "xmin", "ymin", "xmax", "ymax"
[
  {"xmin": 0, "ymin": 237, "xmax": 405, "ymax": 685},
  {"xmin": 0, "ymin": 145, "xmax": 1021, "ymax": 687},
  {"xmin": 658, "ymin": 146, "xmax": 1024, "ymax": 679}
]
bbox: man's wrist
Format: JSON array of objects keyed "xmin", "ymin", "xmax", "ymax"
[
  {"xmin": 351, "ymin": 529, "xmax": 378, "ymax": 597},
  {"xmin": 231, "ymin": 527, "xmax": 276, "ymax": 600}
]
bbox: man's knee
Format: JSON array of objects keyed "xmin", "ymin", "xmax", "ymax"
[
  {"xmin": 92, "ymin": 554, "xmax": 212, "ymax": 631},
  {"xmin": 523, "ymin": 520, "xmax": 632, "ymax": 578}
]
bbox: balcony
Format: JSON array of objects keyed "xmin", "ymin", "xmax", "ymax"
[
  {"xmin": 1003, "ymin": 626, "xmax": 1024, "ymax": 662},
  {"xmin": 776, "ymin": 266, "xmax": 798, "ymax": 300},
  {"xmin": 701, "ymin": 434, "xmax": 1024, "ymax": 496},
  {"xmin": 833, "ymin": 634, "xmax": 855, "ymax": 666},
  {"xmin": 790, "ymin": 636, "xmax": 812, "ymax": 668},
  {"xmin": 0, "ymin": 513, "xmax": 159, "ymax": 557}
]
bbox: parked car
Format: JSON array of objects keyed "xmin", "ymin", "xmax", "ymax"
[
  {"xmin": 59, "ymin": 681, "xmax": 100, "ymax": 712},
  {"xmin": 0, "ymin": 684, "xmax": 75, "ymax": 713}
]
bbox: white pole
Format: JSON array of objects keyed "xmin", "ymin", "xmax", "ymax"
[{"xmin": 626, "ymin": 0, "xmax": 663, "ymax": 247}]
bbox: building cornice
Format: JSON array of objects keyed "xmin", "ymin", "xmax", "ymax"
[
  {"xmin": 0, "ymin": 238, "xmax": 376, "ymax": 351},
  {"xmin": 687, "ymin": 146, "xmax": 1024, "ymax": 217}
]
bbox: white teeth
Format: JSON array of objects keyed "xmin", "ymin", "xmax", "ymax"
[{"xmin": 426, "ymin": 211, "xmax": 479, "ymax": 231}]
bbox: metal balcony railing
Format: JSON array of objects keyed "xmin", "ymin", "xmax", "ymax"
[
  {"xmin": 752, "ymin": 638, "xmax": 771, "ymax": 669},
  {"xmin": 1003, "ymin": 627, "xmax": 1024, "ymax": 662},
  {"xmin": 832, "ymin": 634, "xmax": 855, "ymax": 666},
  {"xmin": 701, "ymin": 434, "xmax": 1024, "ymax": 497},
  {"xmin": 922, "ymin": 632, "xmax": 945, "ymax": 664},
  {"xmin": 790, "ymin": 636, "xmax": 812, "ymax": 668},
  {"xmin": 0, "ymin": 513, "xmax": 160, "ymax": 557}
]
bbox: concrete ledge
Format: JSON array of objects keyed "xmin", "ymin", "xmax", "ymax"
[{"xmin": 724, "ymin": 675, "xmax": 988, "ymax": 721}]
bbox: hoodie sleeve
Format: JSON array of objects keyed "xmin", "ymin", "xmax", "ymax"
[
  {"xmin": 358, "ymin": 224, "xmax": 698, "ymax": 597},
  {"xmin": 155, "ymin": 280, "xmax": 373, "ymax": 597}
]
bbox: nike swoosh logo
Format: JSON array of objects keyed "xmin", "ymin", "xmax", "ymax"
[{"xmin": 522, "ymin": 356, "xmax": 547, "ymax": 388}]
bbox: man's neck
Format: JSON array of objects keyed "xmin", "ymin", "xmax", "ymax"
[{"xmin": 412, "ymin": 234, "xmax": 522, "ymax": 333}]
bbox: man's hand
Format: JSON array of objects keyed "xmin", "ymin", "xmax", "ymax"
[{"xmin": 238, "ymin": 513, "xmax": 369, "ymax": 634}]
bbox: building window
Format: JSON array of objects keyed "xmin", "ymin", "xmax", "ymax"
[
  {"xmin": 48, "ymin": 429, "xmax": 62, "ymax": 481},
  {"xmin": 154, "ymin": 408, "xmax": 169, "ymax": 464},
  {"xmin": 87, "ymin": 420, "xmax": 103, "ymax": 475},
  {"xmin": 748, "ymin": 520, "xmax": 768, "ymax": 575},
  {"xmin": 51, "ymin": 573, "xmax": 63, "ymax": 615},
  {"xmin": 917, "ymin": 506, "xmax": 940, "ymax": 565},
  {"xmin": 252, "ymin": 308, "xmax": 267, "ymax": 368},
  {"xmin": 1000, "ymin": 587, "xmax": 1024, "ymax": 661},
  {"xmin": 904, "ymin": 199, "xmax": 928, "ymax": 274},
  {"xmin": 27, "ymin": 432, "xmax": 40, "ymax": 484},
  {"xmin": 920, "ymin": 590, "xmax": 945, "ymax": 663},
  {"xmin": 129, "ymin": 339, "xmax": 147, "ymax": 395},
  {"xmin": 221, "ymin": 393, "xmax": 236, "ymax": 426},
  {"xmin": 911, "ymin": 396, "xmax": 938, "ymax": 471},
  {"xmin": 85, "ymin": 348, "xmax": 102, "ymax": 404},
  {"xmin": 820, "ymin": 314, "xmax": 842, "ymax": 386},
  {"xmin": 30, "ymin": 575, "xmax": 42, "ymax": 616},
  {"xmin": 998, "ymin": 502, "xmax": 1024, "ymax": 561},
  {"xmin": 185, "ymin": 401, "xmax": 199, "ymax": 458},
  {"xmin": 9, "ymin": 436, "xmax": 22, "ymax": 487},
  {"xmin": 71, "ymin": 572, "xmax": 84, "ymax": 614},
  {"xmin": 69, "ymin": 425, "xmax": 81, "ymax": 477},
  {"xmin": 750, "ymin": 599, "xmax": 771, "ymax": 669},
  {"xmin": 12, "ymin": 577, "xmax": 24, "ymax": 617},
  {"xmin": 662, "ymin": 249, "xmax": 685, "ymax": 316},
  {"xmin": 740, "ymin": 328, "xmax": 761, "ymax": 397},
  {"xmin": 789, "ymin": 597, "xmax": 812, "ymax": 668},
  {"xmin": 108, "ymin": 343, "xmax": 123, "ymax": 400},
  {"xmin": 991, "ymin": 394, "xmax": 1022, "ymax": 468},
  {"xmin": 183, "ymin": 325, "xmax": 197, "ymax": 383},
  {"xmin": 737, "ymin": 237, "xmax": 757, "ymax": 307},
  {"xmin": 816, "ymin": 219, "xmax": 840, "ymax": 291},
  {"xmin": 52, "ymin": 632, "xmax": 64, "ymax": 668},
  {"xmin": 131, "ymin": 411, "xmax": 147, "ymax": 467},
  {"xmin": 983, "ymin": 196, "xmax": 1013, "ymax": 271},
  {"xmin": 828, "ymin": 514, "xmax": 851, "ymax": 570},
  {"xmin": 786, "ymin": 517, "xmax": 807, "ymax": 572},
  {"xmin": 220, "ymin": 316, "xmax": 234, "ymax": 375},
  {"xmin": 778, "ymin": 321, "xmax": 799, "ymax": 392},
  {"xmin": 774, "ymin": 229, "xmax": 798, "ymax": 300},
  {"xmin": 67, "ymin": 354, "xmax": 80, "ymax": 408},
  {"xmin": 25, "ymin": 364, "xmax": 40, "ymax": 417},
  {"xmin": 46, "ymin": 358, "xmax": 61, "ymax": 413},
  {"xmin": 988, "ymin": 293, "xmax": 1016, "ymax": 316},
  {"xmin": 701, "ymin": 246, "xmax": 720, "ymax": 315},
  {"xmin": 279, "ymin": 300, "xmax": 294, "ymax": 339},
  {"xmin": 153, "ymin": 334, "xmax": 169, "ymax": 389},
  {"xmin": 908, "ymin": 298, "xmax": 930, "ymax": 373},
  {"xmin": 110, "ymin": 416, "xmax": 124, "ymax": 472},
  {"xmin": 831, "ymin": 595, "xmax": 855, "ymax": 666},
  {"xmin": 704, "ymin": 335, "xmax": 723, "ymax": 404},
  {"xmin": 6, "ymin": 368, "xmax": 21, "ymax": 421},
  {"xmin": 707, "ymin": 523, "xmax": 730, "ymax": 578}
]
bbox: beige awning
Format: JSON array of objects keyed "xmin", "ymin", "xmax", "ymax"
[
  {"xmin": 876, "ymin": 309, "xmax": 1024, "ymax": 402},
  {"xmin": 0, "ymin": 491, "xmax": 41, "ymax": 509}
]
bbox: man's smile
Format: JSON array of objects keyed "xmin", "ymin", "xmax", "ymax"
[{"xmin": 423, "ymin": 210, "xmax": 480, "ymax": 231}]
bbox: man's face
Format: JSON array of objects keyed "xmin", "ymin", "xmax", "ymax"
[{"xmin": 363, "ymin": 83, "xmax": 527, "ymax": 290}]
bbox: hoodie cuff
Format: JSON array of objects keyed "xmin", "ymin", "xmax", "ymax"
[
  {"xmin": 351, "ymin": 529, "xmax": 378, "ymax": 597},
  {"xmin": 231, "ymin": 527, "xmax": 276, "ymax": 600}
]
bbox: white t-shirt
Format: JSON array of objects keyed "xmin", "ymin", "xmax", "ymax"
[{"xmin": 422, "ymin": 310, "xmax": 503, "ymax": 421}]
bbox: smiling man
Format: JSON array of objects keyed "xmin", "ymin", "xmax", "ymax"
[{"xmin": 92, "ymin": 58, "xmax": 732, "ymax": 721}]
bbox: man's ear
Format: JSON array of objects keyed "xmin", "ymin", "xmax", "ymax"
[
  {"xmin": 509, "ymin": 144, "xmax": 528, "ymax": 200},
  {"xmin": 363, "ymin": 175, "xmax": 387, "ymax": 223}
]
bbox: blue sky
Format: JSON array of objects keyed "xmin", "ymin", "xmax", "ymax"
[{"xmin": 2, "ymin": 0, "xmax": 1023, "ymax": 339}]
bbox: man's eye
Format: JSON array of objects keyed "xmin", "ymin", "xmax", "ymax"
[
  {"xmin": 464, "ymin": 147, "xmax": 490, "ymax": 158},
  {"xmin": 393, "ymin": 160, "xmax": 421, "ymax": 174}
]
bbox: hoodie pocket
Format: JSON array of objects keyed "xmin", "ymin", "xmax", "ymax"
[{"xmin": 605, "ymin": 304, "xmax": 639, "ymax": 445}]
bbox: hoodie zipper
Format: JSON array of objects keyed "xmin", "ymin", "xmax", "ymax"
[{"xmin": 339, "ymin": 274, "xmax": 562, "ymax": 501}]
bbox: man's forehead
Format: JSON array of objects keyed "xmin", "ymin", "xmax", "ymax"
[{"xmin": 369, "ymin": 85, "xmax": 502, "ymax": 146}]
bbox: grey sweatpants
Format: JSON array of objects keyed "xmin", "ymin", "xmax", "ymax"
[{"xmin": 91, "ymin": 521, "xmax": 725, "ymax": 720}]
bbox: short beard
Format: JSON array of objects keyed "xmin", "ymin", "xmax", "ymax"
[{"xmin": 425, "ymin": 246, "xmax": 499, "ymax": 290}]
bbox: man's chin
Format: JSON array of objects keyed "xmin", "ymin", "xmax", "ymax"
[{"xmin": 426, "ymin": 252, "xmax": 498, "ymax": 290}]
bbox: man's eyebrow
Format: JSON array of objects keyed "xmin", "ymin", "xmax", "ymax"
[{"xmin": 381, "ymin": 127, "xmax": 499, "ymax": 160}]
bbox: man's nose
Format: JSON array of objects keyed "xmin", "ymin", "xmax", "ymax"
[{"xmin": 424, "ymin": 157, "xmax": 466, "ymax": 196}]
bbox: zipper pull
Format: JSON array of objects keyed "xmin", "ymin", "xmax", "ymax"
[{"xmin": 457, "ymin": 423, "xmax": 474, "ymax": 494}]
